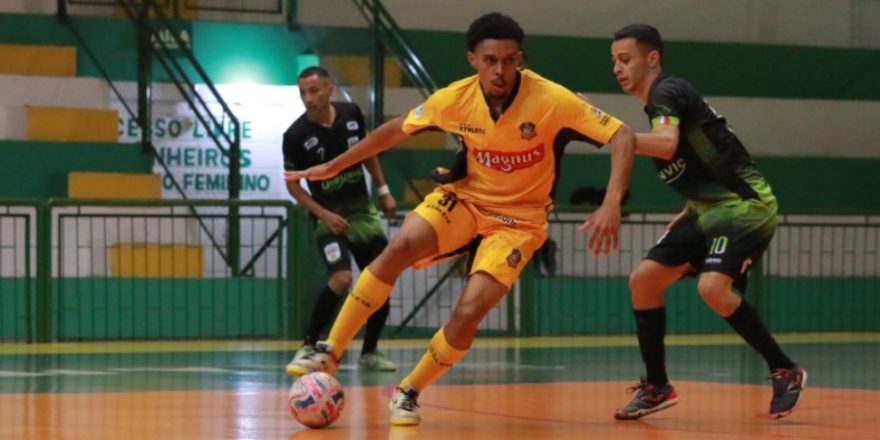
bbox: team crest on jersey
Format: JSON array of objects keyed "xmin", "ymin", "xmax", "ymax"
[
  {"xmin": 413, "ymin": 104, "xmax": 425, "ymax": 119},
  {"xmin": 304, "ymin": 136, "xmax": 319, "ymax": 150},
  {"xmin": 346, "ymin": 120, "xmax": 359, "ymax": 131},
  {"xmin": 506, "ymin": 249, "xmax": 522, "ymax": 268},
  {"xmin": 347, "ymin": 136, "xmax": 359, "ymax": 146},
  {"xmin": 519, "ymin": 122, "xmax": 536, "ymax": 140}
]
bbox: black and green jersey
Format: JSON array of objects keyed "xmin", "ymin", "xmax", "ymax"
[
  {"xmin": 645, "ymin": 73, "xmax": 774, "ymax": 211},
  {"xmin": 282, "ymin": 101, "xmax": 371, "ymax": 218}
]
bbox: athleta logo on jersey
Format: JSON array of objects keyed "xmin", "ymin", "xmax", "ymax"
[
  {"xmin": 459, "ymin": 122, "xmax": 485, "ymax": 134},
  {"xmin": 473, "ymin": 144, "xmax": 544, "ymax": 173}
]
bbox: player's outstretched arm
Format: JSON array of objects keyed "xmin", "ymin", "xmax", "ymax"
[
  {"xmin": 573, "ymin": 91, "xmax": 678, "ymax": 160},
  {"xmin": 285, "ymin": 115, "xmax": 410, "ymax": 182},
  {"xmin": 579, "ymin": 124, "xmax": 636, "ymax": 256},
  {"xmin": 635, "ymin": 124, "xmax": 679, "ymax": 160},
  {"xmin": 363, "ymin": 155, "xmax": 397, "ymax": 217}
]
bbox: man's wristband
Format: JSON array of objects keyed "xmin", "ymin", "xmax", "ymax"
[{"xmin": 377, "ymin": 184, "xmax": 391, "ymax": 196}]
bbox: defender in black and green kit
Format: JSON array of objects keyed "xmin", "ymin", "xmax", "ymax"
[
  {"xmin": 607, "ymin": 24, "xmax": 805, "ymax": 420},
  {"xmin": 282, "ymin": 66, "xmax": 397, "ymax": 374}
]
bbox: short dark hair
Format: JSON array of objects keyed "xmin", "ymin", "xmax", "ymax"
[
  {"xmin": 466, "ymin": 13, "xmax": 524, "ymax": 52},
  {"xmin": 298, "ymin": 66, "xmax": 330, "ymax": 80},
  {"xmin": 613, "ymin": 24, "xmax": 663, "ymax": 56}
]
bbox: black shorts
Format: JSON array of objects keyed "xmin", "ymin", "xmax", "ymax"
[
  {"xmin": 646, "ymin": 199, "xmax": 778, "ymax": 284},
  {"xmin": 316, "ymin": 233, "xmax": 387, "ymax": 274}
]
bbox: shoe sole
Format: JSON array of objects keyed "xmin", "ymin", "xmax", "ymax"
[
  {"xmin": 390, "ymin": 417, "xmax": 421, "ymax": 426},
  {"xmin": 770, "ymin": 368, "xmax": 808, "ymax": 420},
  {"xmin": 614, "ymin": 396, "xmax": 680, "ymax": 420},
  {"xmin": 285, "ymin": 365, "xmax": 313, "ymax": 377},
  {"xmin": 359, "ymin": 366, "xmax": 398, "ymax": 372}
]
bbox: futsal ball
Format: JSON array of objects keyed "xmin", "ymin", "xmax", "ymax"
[{"xmin": 288, "ymin": 372, "xmax": 345, "ymax": 428}]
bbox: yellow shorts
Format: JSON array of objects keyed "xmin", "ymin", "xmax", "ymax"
[{"xmin": 410, "ymin": 189, "xmax": 547, "ymax": 288}]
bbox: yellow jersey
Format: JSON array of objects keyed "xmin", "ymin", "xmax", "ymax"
[{"xmin": 402, "ymin": 69, "xmax": 622, "ymax": 214}]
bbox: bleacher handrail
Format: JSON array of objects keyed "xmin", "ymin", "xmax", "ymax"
[{"xmin": 350, "ymin": 0, "xmax": 438, "ymax": 96}]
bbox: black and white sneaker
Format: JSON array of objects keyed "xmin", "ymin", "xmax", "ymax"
[{"xmin": 389, "ymin": 386, "xmax": 421, "ymax": 426}]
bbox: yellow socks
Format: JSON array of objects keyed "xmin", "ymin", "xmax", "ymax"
[
  {"xmin": 399, "ymin": 327, "xmax": 467, "ymax": 391},
  {"xmin": 325, "ymin": 268, "xmax": 393, "ymax": 359}
]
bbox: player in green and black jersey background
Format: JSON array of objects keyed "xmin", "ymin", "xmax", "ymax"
[
  {"xmin": 282, "ymin": 66, "xmax": 398, "ymax": 374},
  {"xmin": 607, "ymin": 24, "xmax": 805, "ymax": 421}
]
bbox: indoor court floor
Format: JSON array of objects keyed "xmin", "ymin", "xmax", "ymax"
[{"xmin": 1, "ymin": 334, "xmax": 877, "ymax": 439}]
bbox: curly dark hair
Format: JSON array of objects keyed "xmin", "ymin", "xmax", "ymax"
[{"xmin": 466, "ymin": 13, "xmax": 524, "ymax": 52}]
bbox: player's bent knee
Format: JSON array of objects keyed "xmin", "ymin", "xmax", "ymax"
[
  {"xmin": 696, "ymin": 278, "xmax": 725, "ymax": 303},
  {"xmin": 629, "ymin": 267, "xmax": 658, "ymax": 295},
  {"xmin": 449, "ymin": 302, "xmax": 485, "ymax": 328},
  {"xmin": 328, "ymin": 271, "xmax": 352, "ymax": 294}
]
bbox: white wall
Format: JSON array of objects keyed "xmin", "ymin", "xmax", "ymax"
[
  {"xmin": 0, "ymin": 0, "xmax": 286, "ymax": 24},
  {"xmin": 340, "ymin": 85, "xmax": 880, "ymax": 158},
  {"xmin": 578, "ymin": 93, "xmax": 880, "ymax": 158},
  {"xmin": 297, "ymin": 0, "xmax": 880, "ymax": 49}
]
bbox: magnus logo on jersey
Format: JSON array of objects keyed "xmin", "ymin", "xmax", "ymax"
[
  {"xmin": 473, "ymin": 144, "xmax": 544, "ymax": 173},
  {"xmin": 658, "ymin": 158, "xmax": 686, "ymax": 183},
  {"xmin": 346, "ymin": 121, "xmax": 359, "ymax": 131},
  {"xmin": 347, "ymin": 136, "xmax": 358, "ymax": 147},
  {"xmin": 519, "ymin": 122, "xmax": 536, "ymax": 140},
  {"xmin": 304, "ymin": 137, "xmax": 319, "ymax": 150}
]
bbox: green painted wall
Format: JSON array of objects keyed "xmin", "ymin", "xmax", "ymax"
[
  {"xmin": 2, "ymin": 135, "xmax": 874, "ymax": 212},
  {"xmin": 189, "ymin": 21, "xmax": 308, "ymax": 85},
  {"xmin": 0, "ymin": 141, "xmax": 153, "ymax": 199},
  {"xmin": 2, "ymin": 274, "xmax": 875, "ymax": 341},
  {"xmin": 524, "ymin": 276, "xmax": 878, "ymax": 336},
  {"xmin": 55, "ymin": 278, "xmax": 284, "ymax": 340},
  {"xmin": 0, "ymin": 14, "xmax": 309, "ymax": 85},
  {"xmin": 380, "ymin": 150, "xmax": 880, "ymax": 213},
  {"xmin": 3, "ymin": 13, "xmax": 877, "ymax": 98},
  {"xmin": 303, "ymin": 25, "xmax": 880, "ymax": 100}
]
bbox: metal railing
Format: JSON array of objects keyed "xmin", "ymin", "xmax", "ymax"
[
  {"xmin": 3, "ymin": 203, "xmax": 877, "ymax": 342},
  {"xmin": 350, "ymin": 0, "xmax": 438, "ymax": 97},
  {"xmin": 57, "ymin": 0, "xmax": 245, "ymax": 275},
  {"xmin": 0, "ymin": 201, "xmax": 40, "ymax": 342},
  {"xmin": 0, "ymin": 199, "xmax": 309, "ymax": 343},
  {"xmin": 67, "ymin": 0, "xmax": 282, "ymax": 15},
  {"xmin": 389, "ymin": 210, "xmax": 880, "ymax": 336}
]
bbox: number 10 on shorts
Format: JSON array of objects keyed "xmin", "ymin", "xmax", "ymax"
[{"xmin": 709, "ymin": 236, "xmax": 728, "ymax": 255}]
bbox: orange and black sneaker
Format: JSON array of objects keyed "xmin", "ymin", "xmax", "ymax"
[
  {"xmin": 614, "ymin": 377, "xmax": 679, "ymax": 420},
  {"xmin": 769, "ymin": 366, "xmax": 807, "ymax": 419}
]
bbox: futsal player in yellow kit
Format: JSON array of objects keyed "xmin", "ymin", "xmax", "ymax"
[{"xmin": 284, "ymin": 12, "xmax": 636, "ymax": 425}]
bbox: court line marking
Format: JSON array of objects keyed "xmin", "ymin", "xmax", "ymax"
[
  {"xmin": 0, "ymin": 332, "xmax": 877, "ymax": 355},
  {"xmin": 377, "ymin": 383, "xmax": 875, "ymax": 439}
]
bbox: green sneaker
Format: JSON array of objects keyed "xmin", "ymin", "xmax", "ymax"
[{"xmin": 358, "ymin": 351, "xmax": 397, "ymax": 372}]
